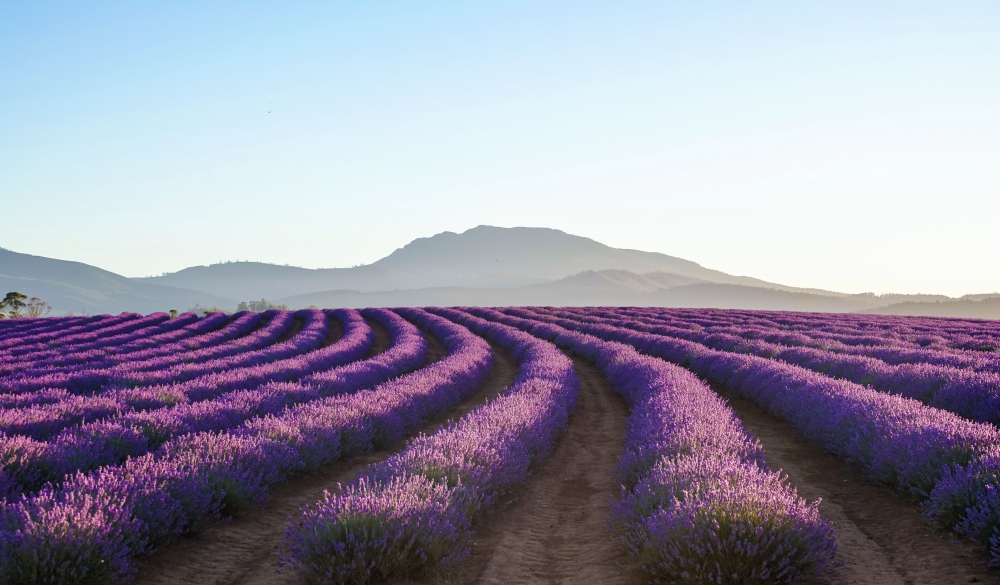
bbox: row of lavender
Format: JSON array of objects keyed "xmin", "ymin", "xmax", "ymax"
[
  {"xmin": 612, "ymin": 307, "xmax": 1000, "ymax": 372},
  {"xmin": 0, "ymin": 309, "xmax": 493, "ymax": 583},
  {"xmin": 284, "ymin": 308, "xmax": 580, "ymax": 583},
  {"xmin": 0, "ymin": 309, "xmax": 375, "ymax": 500},
  {"xmin": 0, "ymin": 313, "xmax": 163, "ymax": 356},
  {"xmin": 650, "ymin": 307, "xmax": 1000, "ymax": 352},
  {"xmin": 0, "ymin": 310, "xmax": 339, "ymax": 439},
  {"xmin": 281, "ymin": 308, "xmax": 837, "ymax": 585},
  {"xmin": 548, "ymin": 307, "xmax": 1000, "ymax": 426},
  {"xmin": 615, "ymin": 307, "xmax": 1000, "ymax": 369},
  {"xmin": 514, "ymin": 307, "xmax": 1000, "ymax": 566},
  {"xmin": 0, "ymin": 310, "xmax": 303, "ymax": 394},
  {"xmin": 466, "ymin": 308, "xmax": 837, "ymax": 583}
]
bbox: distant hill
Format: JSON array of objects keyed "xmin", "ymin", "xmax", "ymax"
[
  {"xmin": 278, "ymin": 269, "xmax": 918, "ymax": 313},
  {"xmin": 135, "ymin": 262, "xmax": 410, "ymax": 303},
  {"xmin": 136, "ymin": 226, "xmax": 853, "ymax": 300},
  {"xmin": 0, "ymin": 249, "xmax": 233, "ymax": 315},
  {"xmin": 3, "ymin": 227, "xmax": 995, "ymax": 317},
  {"xmin": 864, "ymin": 296, "xmax": 1000, "ymax": 320}
]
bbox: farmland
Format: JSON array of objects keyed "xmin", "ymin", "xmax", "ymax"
[{"xmin": 2, "ymin": 307, "xmax": 1000, "ymax": 584}]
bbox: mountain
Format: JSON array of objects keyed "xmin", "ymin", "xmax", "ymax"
[
  {"xmin": 3, "ymin": 227, "xmax": 994, "ymax": 317},
  {"xmin": 0, "ymin": 248, "xmax": 233, "ymax": 315},
  {"xmin": 277, "ymin": 269, "xmax": 910, "ymax": 313},
  {"xmin": 864, "ymin": 296, "xmax": 1000, "ymax": 320},
  {"xmin": 136, "ymin": 226, "xmax": 849, "ymax": 300},
  {"xmin": 134, "ymin": 262, "xmax": 410, "ymax": 303}
]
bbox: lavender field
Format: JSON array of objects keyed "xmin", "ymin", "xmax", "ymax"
[{"xmin": 3, "ymin": 307, "xmax": 1000, "ymax": 584}]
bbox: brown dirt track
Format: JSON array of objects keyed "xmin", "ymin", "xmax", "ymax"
[
  {"xmin": 722, "ymin": 392, "xmax": 999, "ymax": 585},
  {"xmin": 396, "ymin": 356, "xmax": 639, "ymax": 585}
]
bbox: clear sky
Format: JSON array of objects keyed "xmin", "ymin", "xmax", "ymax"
[{"xmin": 2, "ymin": 1, "xmax": 998, "ymax": 296}]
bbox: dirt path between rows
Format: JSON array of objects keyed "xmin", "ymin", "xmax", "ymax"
[
  {"xmin": 364, "ymin": 316, "xmax": 392, "ymax": 357},
  {"xmin": 720, "ymin": 391, "xmax": 1000, "ymax": 585},
  {"xmin": 274, "ymin": 316, "xmax": 305, "ymax": 344},
  {"xmin": 134, "ymin": 327, "xmax": 518, "ymax": 585},
  {"xmin": 398, "ymin": 355, "xmax": 640, "ymax": 585}
]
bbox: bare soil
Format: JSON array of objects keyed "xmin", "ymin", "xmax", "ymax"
[
  {"xmin": 396, "ymin": 355, "xmax": 640, "ymax": 585},
  {"xmin": 274, "ymin": 316, "xmax": 306, "ymax": 344},
  {"xmin": 721, "ymin": 391, "xmax": 1000, "ymax": 585},
  {"xmin": 325, "ymin": 314, "xmax": 345, "ymax": 348},
  {"xmin": 134, "ymin": 328, "xmax": 517, "ymax": 585},
  {"xmin": 363, "ymin": 316, "xmax": 392, "ymax": 357}
]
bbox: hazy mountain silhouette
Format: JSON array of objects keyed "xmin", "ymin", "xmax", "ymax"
[
  {"xmin": 2, "ymin": 227, "xmax": 993, "ymax": 317},
  {"xmin": 277, "ymin": 269, "xmax": 927, "ymax": 313},
  {"xmin": 135, "ymin": 262, "xmax": 410, "ymax": 302},
  {"xmin": 138, "ymin": 226, "xmax": 851, "ymax": 300},
  {"xmin": 0, "ymin": 248, "xmax": 232, "ymax": 315},
  {"xmin": 864, "ymin": 296, "xmax": 1000, "ymax": 319}
]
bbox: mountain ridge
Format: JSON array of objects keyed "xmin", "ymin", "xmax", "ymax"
[
  {"xmin": 0, "ymin": 248, "xmax": 233, "ymax": 315},
  {"xmin": 135, "ymin": 226, "xmax": 857, "ymax": 300},
  {"xmin": 275, "ymin": 269, "xmax": 922, "ymax": 313},
  {"xmin": 2, "ymin": 227, "xmax": 995, "ymax": 318}
]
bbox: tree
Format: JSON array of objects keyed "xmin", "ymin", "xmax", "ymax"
[
  {"xmin": 169, "ymin": 309, "xmax": 178, "ymax": 319},
  {"xmin": 1, "ymin": 292, "xmax": 28, "ymax": 318},
  {"xmin": 25, "ymin": 297, "xmax": 51, "ymax": 318},
  {"xmin": 186, "ymin": 304, "xmax": 230, "ymax": 315},
  {"xmin": 237, "ymin": 298, "xmax": 289, "ymax": 312}
]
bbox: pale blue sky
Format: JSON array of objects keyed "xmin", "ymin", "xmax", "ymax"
[{"xmin": 2, "ymin": 2, "xmax": 998, "ymax": 296}]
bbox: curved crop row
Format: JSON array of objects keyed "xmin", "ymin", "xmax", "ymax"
[
  {"xmin": 0, "ymin": 310, "xmax": 303, "ymax": 396},
  {"xmin": 549, "ymin": 307, "xmax": 1000, "ymax": 426},
  {"xmin": 1, "ymin": 311, "xmax": 223, "ymax": 376},
  {"xmin": 0, "ymin": 313, "xmax": 169, "ymax": 361},
  {"xmin": 608, "ymin": 306, "xmax": 1000, "ymax": 361},
  {"xmin": 516, "ymin": 307, "xmax": 1000, "ymax": 565},
  {"xmin": 613, "ymin": 307, "xmax": 1000, "ymax": 373},
  {"xmin": 466, "ymin": 307, "xmax": 837, "ymax": 584},
  {"xmin": 0, "ymin": 314, "xmax": 125, "ymax": 352},
  {"xmin": 0, "ymin": 313, "xmax": 202, "ymax": 376},
  {"xmin": 0, "ymin": 310, "xmax": 372, "ymax": 499},
  {"xmin": 0, "ymin": 313, "xmax": 257, "ymax": 409},
  {"xmin": 282, "ymin": 307, "xmax": 578, "ymax": 585},
  {"xmin": 0, "ymin": 312, "xmax": 271, "ymax": 395},
  {"xmin": 651, "ymin": 307, "xmax": 1000, "ymax": 349},
  {"xmin": 0, "ymin": 309, "xmax": 491, "ymax": 584},
  {"xmin": 0, "ymin": 316, "xmax": 94, "ymax": 342},
  {"xmin": 0, "ymin": 310, "xmax": 367, "ymax": 441}
]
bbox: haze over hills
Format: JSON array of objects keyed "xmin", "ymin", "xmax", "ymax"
[
  {"xmin": 0, "ymin": 248, "xmax": 233, "ymax": 315},
  {"xmin": 278, "ymin": 268, "xmax": 938, "ymax": 313},
  {"xmin": 864, "ymin": 296, "xmax": 1000, "ymax": 319},
  {"xmin": 1, "ymin": 227, "xmax": 997, "ymax": 318},
  {"xmin": 137, "ymin": 226, "xmax": 859, "ymax": 300}
]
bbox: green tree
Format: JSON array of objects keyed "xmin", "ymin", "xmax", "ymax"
[{"xmin": 1, "ymin": 292, "xmax": 28, "ymax": 318}]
